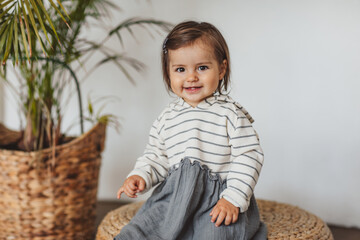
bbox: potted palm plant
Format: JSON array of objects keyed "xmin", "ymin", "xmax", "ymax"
[{"xmin": 0, "ymin": 1, "xmax": 171, "ymax": 239}]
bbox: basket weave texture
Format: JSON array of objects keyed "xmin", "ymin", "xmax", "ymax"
[
  {"xmin": 0, "ymin": 123, "xmax": 106, "ymax": 240},
  {"xmin": 96, "ymin": 199, "xmax": 334, "ymax": 240}
]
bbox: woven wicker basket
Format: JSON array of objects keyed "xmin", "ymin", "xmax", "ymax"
[{"xmin": 0, "ymin": 123, "xmax": 106, "ymax": 240}]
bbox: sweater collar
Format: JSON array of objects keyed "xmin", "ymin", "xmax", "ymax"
[
  {"xmin": 176, "ymin": 93, "xmax": 219, "ymax": 108},
  {"xmin": 173, "ymin": 94, "xmax": 255, "ymax": 123}
]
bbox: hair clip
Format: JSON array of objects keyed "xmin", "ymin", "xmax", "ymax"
[{"xmin": 163, "ymin": 37, "xmax": 168, "ymax": 54}]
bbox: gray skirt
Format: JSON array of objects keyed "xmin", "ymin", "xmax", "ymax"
[{"xmin": 114, "ymin": 159, "xmax": 267, "ymax": 240}]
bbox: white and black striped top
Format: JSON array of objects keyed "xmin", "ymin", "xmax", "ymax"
[{"xmin": 128, "ymin": 94, "xmax": 264, "ymax": 212}]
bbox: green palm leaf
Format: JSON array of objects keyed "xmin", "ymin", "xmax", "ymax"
[
  {"xmin": 13, "ymin": 7, "xmax": 19, "ymax": 64},
  {"xmin": 18, "ymin": 7, "xmax": 30, "ymax": 62},
  {"xmin": 108, "ymin": 18, "xmax": 172, "ymax": 49},
  {"xmin": 3, "ymin": 17, "xmax": 14, "ymax": 62},
  {"xmin": 55, "ymin": 0, "xmax": 70, "ymax": 20},
  {"xmin": 0, "ymin": 0, "xmax": 69, "ymax": 63},
  {"xmin": 35, "ymin": 0, "xmax": 61, "ymax": 44},
  {"xmin": 19, "ymin": 0, "xmax": 30, "ymax": 50},
  {"xmin": 0, "ymin": 1, "xmax": 15, "ymax": 19},
  {"xmin": 49, "ymin": 0, "xmax": 70, "ymax": 28},
  {"xmin": 24, "ymin": 0, "xmax": 48, "ymax": 54},
  {"xmin": 0, "ymin": 17, "xmax": 11, "ymax": 50}
]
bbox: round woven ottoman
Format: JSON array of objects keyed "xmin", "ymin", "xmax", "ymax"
[{"xmin": 96, "ymin": 200, "xmax": 333, "ymax": 240}]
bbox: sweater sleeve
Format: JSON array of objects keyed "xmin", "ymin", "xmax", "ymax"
[
  {"xmin": 127, "ymin": 118, "xmax": 169, "ymax": 192},
  {"xmin": 220, "ymin": 108, "xmax": 264, "ymax": 212}
]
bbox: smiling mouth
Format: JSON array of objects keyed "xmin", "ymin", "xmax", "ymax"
[
  {"xmin": 184, "ymin": 87, "xmax": 202, "ymax": 90},
  {"xmin": 184, "ymin": 86, "xmax": 202, "ymax": 93},
  {"xmin": 184, "ymin": 87, "xmax": 201, "ymax": 94}
]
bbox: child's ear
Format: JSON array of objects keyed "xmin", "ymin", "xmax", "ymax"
[{"xmin": 219, "ymin": 59, "xmax": 227, "ymax": 80}]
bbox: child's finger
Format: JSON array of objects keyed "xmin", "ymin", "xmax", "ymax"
[
  {"xmin": 232, "ymin": 213, "xmax": 238, "ymax": 223},
  {"xmin": 215, "ymin": 211, "xmax": 226, "ymax": 227},
  {"xmin": 124, "ymin": 190, "xmax": 137, "ymax": 198},
  {"xmin": 210, "ymin": 204, "xmax": 218, "ymax": 217},
  {"xmin": 128, "ymin": 181, "xmax": 138, "ymax": 191},
  {"xmin": 137, "ymin": 179, "xmax": 145, "ymax": 192},
  {"xmin": 125, "ymin": 185, "xmax": 137, "ymax": 197},
  {"xmin": 224, "ymin": 214, "xmax": 232, "ymax": 226},
  {"xmin": 210, "ymin": 208, "xmax": 219, "ymax": 223},
  {"xmin": 117, "ymin": 187, "xmax": 124, "ymax": 199}
]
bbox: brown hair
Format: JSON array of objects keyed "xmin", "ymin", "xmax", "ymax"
[{"xmin": 161, "ymin": 21, "xmax": 231, "ymax": 94}]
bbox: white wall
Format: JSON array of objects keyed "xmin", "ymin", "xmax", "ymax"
[{"xmin": 2, "ymin": 0, "xmax": 360, "ymax": 228}]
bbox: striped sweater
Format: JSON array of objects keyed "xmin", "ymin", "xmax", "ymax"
[{"xmin": 128, "ymin": 94, "xmax": 264, "ymax": 212}]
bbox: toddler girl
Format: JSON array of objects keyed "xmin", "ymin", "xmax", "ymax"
[{"xmin": 114, "ymin": 21, "xmax": 267, "ymax": 240}]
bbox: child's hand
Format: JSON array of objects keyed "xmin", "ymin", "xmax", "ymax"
[
  {"xmin": 117, "ymin": 175, "xmax": 146, "ymax": 199},
  {"xmin": 210, "ymin": 198, "xmax": 239, "ymax": 227}
]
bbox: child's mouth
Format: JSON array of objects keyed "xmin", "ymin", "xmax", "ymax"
[{"xmin": 184, "ymin": 86, "xmax": 202, "ymax": 93}]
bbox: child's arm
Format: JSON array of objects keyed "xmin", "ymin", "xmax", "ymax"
[
  {"xmin": 220, "ymin": 105, "xmax": 264, "ymax": 213},
  {"xmin": 117, "ymin": 175, "xmax": 146, "ymax": 199},
  {"xmin": 127, "ymin": 117, "xmax": 169, "ymax": 191},
  {"xmin": 210, "ymin": 198, "xmax": 239, "ymax": 227}
]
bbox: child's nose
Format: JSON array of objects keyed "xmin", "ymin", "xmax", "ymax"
[{"xmin": 186, "ymin": 71, "xmax": 199, "ymax": 82}]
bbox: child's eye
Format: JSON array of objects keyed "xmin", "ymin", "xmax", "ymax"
[
  {"xmin": 176, "ymin": 67, "xmax": 185, "ymax": 72},
  {"xmin": 198, "ymin": 66, "xmax": 208, "ymax": 71}
]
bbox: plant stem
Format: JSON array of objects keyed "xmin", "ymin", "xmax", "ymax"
[{"xmin": 31, "ymin": 56, "xmax": 84, "ymax": 134}]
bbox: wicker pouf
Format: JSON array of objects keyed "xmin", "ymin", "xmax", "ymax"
[{"xmin": 96, "ymin": 200, "xmax": 334, "ymax": 240}]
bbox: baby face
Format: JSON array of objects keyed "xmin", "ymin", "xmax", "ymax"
[{"xmin": 168, "ymin": 39, "xmax": 227, "ymax": 107}]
